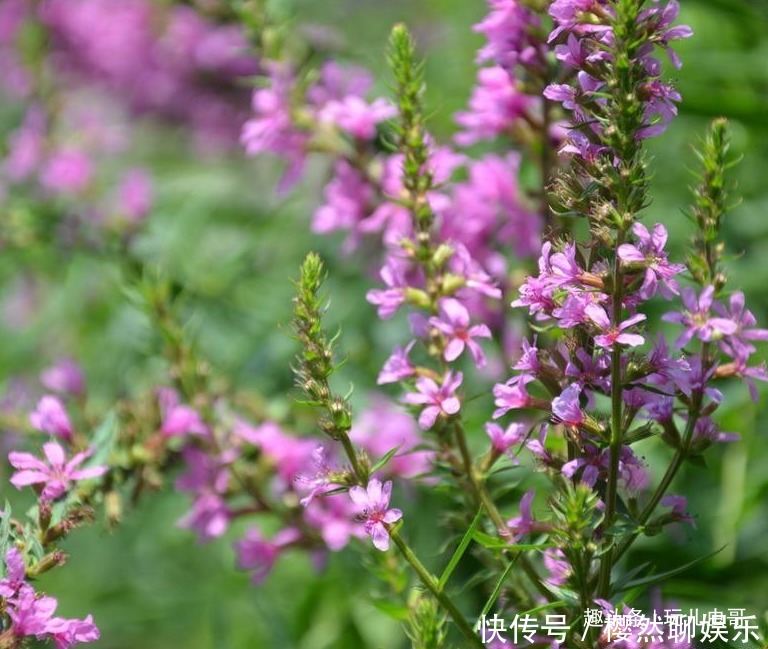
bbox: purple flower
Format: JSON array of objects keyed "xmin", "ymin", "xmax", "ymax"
[
  {"xmin": 350, "ymin": 397, "xmax": 433, "ymax": 479},
  {"xmin": 714, "ymin": 291, "xmax": 768, "ymax": 358},
  {"xmin": 562, "ymin": 445, "xmax": 609, "ymax": 486},
  {"xmin": 663, "ymin": 286, "xmax": 738, "ymax": 348},
  {"xmin": 493, "ymin": 373, "xmax": 535, "ymax": 418},
  {"xmin": 366, "ymin": 260, "xmax": 410, "ymax": 319},
  {"xmin": 543, "ymin": 548, "xmax": 571, "ymax": 587},
  {"xmin": 378, "ymin": 341, "xmax": 417, "ymax": 385},
  {"xmin": 40, "ymin": 359, "xmax": 85, "ymax": 396},
  {"xmin": 429, "ymin": 298, "xmax": 492, "ymax": 367},
  {"xmin": 0, "ymin": 548, "xmax": 26, "ymax": 598},
  {"xmin": 8, "ymin": 442, "xmax": 107, "ymax": 501},
  {"xmin": 551, "ymin": 384, "xmax": 584, "ymax": 427},
  {"xmin": 47, "ymin": 615, "xmax": 101, "ymax": 649},
  {"xmin": 455, "ymin": 66, "xmax": 534, "ymax": 146},
  {"xmin": 506, "ymin": 489, "xmax": 536, "ymax": 541},
  {"xmin": 617, "ymin": 223, "xmax": 685, "ymax": 299},
  {"xmin": 40, "ymin": 148, "xmax": 93, "ymax": 195},
  {"xmin": 585, "ymin": 304, "xmax": 646, "ymax": 349},
  {"xmin": 116, "ymin": 168, "xmax": 153, "ymax": 223},
  {"xmin": 160, "ymin": 405, "xmax": 208, "ymax": 437},
  {"xmin": 348, "ymin": 479, "xmax": 402, "ymax": 551},
  {"xmin": 312, "ymin": 160, "xmax": 374, "ymax": 237},
  {"xmin": 240, "ymin": 62, "xmax": 308, "ymax": 192},
  {"xmin": 317, "ymin": 96, "xmax": 396, "ymax": 140},
  {"xmin": 234, "ymin": 527, "xmax": 301, "ymax": 584},
  {"xmin": 175, "ymin": 446, "xmax": 236, "ymax": 542},
  {"xmin": 403, "ymin": 372, "xmax": 463, "ymax": 429},
  {"xmin": 485, "ymin": 421, "xmax": 526, "ymax": 458},
  {"xmin": 660, "ymin": 494, "xmax": 694, "ymax": 525},
  {"xmin": 29, "ymin": 396, "xmax": 74, "ymax": 442}
]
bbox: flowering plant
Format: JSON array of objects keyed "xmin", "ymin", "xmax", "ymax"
[{"xmin": 0, "ymin": 1, "xmax": 766, "ymax": 648}]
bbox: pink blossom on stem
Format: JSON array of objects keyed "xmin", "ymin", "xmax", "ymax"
[
  {"xmin": 585, "ymin": 304, "xmax": 646, "ymax": 349},
  {"xmin": 506, "ymin": 489, "xmax": 536, "ymax": 541},
  {"xmin": 485, "ymin": 421, "xmax": 526, "ymax": 459},
  {"xmin": 348, "ymin": 479, "xmax": 402, "ymax": 551},
  {"xmin": 377, "ymin": 341, "xmax": 416, "ymax": 385},
  {"xmin": 662, "ymin": 286, "xmax": 738, "ymax": 347},
  {"xmin": 40, "ymin": 359, "xmax": 85, "ymax": 396},
  {"xmin": 403, "ymin": 372, "xmax": 463, "ymax": 429},
  {"xmin": 317, "ymin": 96, "xmax": 396, "ymax": 140},
  {"xmin": 551, "ymin": 384, "xmax": 584, "ymax": 427},
  {"xmin": 29, "ymin": 396, "xmax": 74, "ymax": 442},
  {"xmin": 9, "ymin": 442, "xmax": 107, "ymax": 501},
  {"xmin": 234, "ymin": 527, "xmax": 301, "ymax": 584},
  {"xmin": 429, "ymin": 298, "xmax": 492, "ymax": 367}
]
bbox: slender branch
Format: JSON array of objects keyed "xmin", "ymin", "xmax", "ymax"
[{"xmin": 389, "ymin": 530, "xmax": 485, "ymax": 648}]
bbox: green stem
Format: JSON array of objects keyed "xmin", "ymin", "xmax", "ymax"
[
  {"xmin": 597, "ymin": 228, "xmax": 627, "ymax": 598},
  {"xmin": 389, "ymin": 530, "xmax": 484, "ymax": 648},
  {"xmin": 453, "ymin": 422, "xmax": 559, "ymax": 604},
  {"xmin": 613, "ymin": 346, "xmax": 710, "ymax": 563}
]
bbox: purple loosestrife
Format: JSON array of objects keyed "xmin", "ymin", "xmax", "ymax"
[
  {"xmin": 234, "ymin": 527, "xmax": 301, "ymax": 584},
  {"xmin": 403, "ymin": 372, "xmax": 463, "ymax": 430},
  {"xmin": 429, "ymin": 298, "xmax": 492, "ymax": 367},
  {"xmin": 40, "ymin": 359, "xmax": 85, "ymax": 396},
  {"xmin": 9, "ymin": 442, "xmax": 107, "ymax": 501},
  {"xmin": 348, "ymin": 479, "xmax": 402, "ymax": 551},
  {"xmin": 1, "ymin": 550, "xmax": 100, "ymax": 648},
  {"xmin": 29, "ymin": 396, "xmax": 74, "ymax": 442}
]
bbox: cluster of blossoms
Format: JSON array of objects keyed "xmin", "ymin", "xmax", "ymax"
[
  {"xmin": 157, "ymin": 386, "xmax": 429, "ymax": 578},
  {"xmin": 0, "ymin": 0, "xmax": 261, "ymax": 252},
  {"xmin": 0, "ymin": 361, "xmax": 105, "ymax": 647},
  {"xmin": 0, "ymin": 548, "xmax": 99, "ymax": 648},
  {"xmin": 0, "ymin": 0, "xmax": 258, "ymax": 148},
  {"xmin": 543, "ymin": 0, "xmax": 692, "ymax": 155}
]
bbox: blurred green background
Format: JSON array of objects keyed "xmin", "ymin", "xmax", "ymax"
[{"xmin": 1, "ymin": 0, "xmax": 768, "ymax": 647}]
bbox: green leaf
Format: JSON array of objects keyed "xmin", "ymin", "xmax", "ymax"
[
  {"xmin": 612, "ymin": 546, "xmax": 726, "ymax": 595},
  {"xmin": 369, "ymin": 445, "xmax": 402, "ymax": 476},
  {"xmin": 85, "ymin": 410, "xmax": 119, "ymax": 469},
  {"xmin": 371, "ymin": 599, "xmax": 410, "ymax": 622},
  {"xmin": 480, "ymin": 557, "xmax": 518, "ymax": 619},
  {"xmin": 472, "ymin": 530, "xmax": 555, "ymax": 552},
  {"xmin": 438, "ymin": 506, "xmax": 483, "ymax": 591},
  {"xmin": 0, "ymin": 501, "xmax": 11, "ymax": 577}
]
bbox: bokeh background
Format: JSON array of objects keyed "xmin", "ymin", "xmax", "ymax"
[{"xmin": 1, "ymin": 0, "xmax": 767, "ymax": 647}]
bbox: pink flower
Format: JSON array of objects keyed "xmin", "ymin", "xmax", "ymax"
[
  {"xmin": 29, "ymin": 396, "xmax": 74, "ymax": 442},
  {"xmin": 6, "ymin": 586, "xmax": 57, "ymax": 636},
  {"xmin": 234, "ymin": 527, "xmax": 301, "ymax": 584},
  {"xmin": 377, "ymin": 341, "xmax": 416, "ymax": 384},
  {"xmin": 0, "ymin": 548, "xmax": 26, "ymax": 598},
  {"xmin": 116, "ymin": 168, "xmax": 153, "ymax": 223},
  {"xmin": 585, "ymin": 304, "xmax": 646, "ymax": 349},
  {"xmin": 403, "ymin": 372, "xmax": 463, "ymax": 429},
  {"xmin": 506, "ymin": 489, "xmax": 536, "ymax": 542},
  {"xmin": 40, "ymin": 359, "xmax": 85, "ymax": 396},
  {"xmin": 9, "ymin": 442, "xmax": 107, "ymax": 501},
  {"xmin": 551, "ymin": 384, "xmax": 584, "ymax": 427},
  {"xmin": 429, "ymin": 298, "xmax": 492, "ymax": 367},
  {"xmin": 485, "ymin": 422, "xmax": 526, "ymax": 458},
  {"xmin": 366, "ymin": 260, "xmax": 410, "ymax": 319},
  {"xmin": 160, "ymin": 405, "xmax": 208, "ymax": 437},
  {"xmin": 40, "ymin": 149, "xmax": 93, "ymax": 195},
  {"xmin": 317, "ymin": 96, "xmax": 396, "ymax": 140},
  {"xmin": 47, "ymin": 615, "xmax": 100, "ymax": 649},
  {"xmin": 350, "ymin": 397, "xmax": 433, "ymax": 479},
  {"xmin": 492, "ymin": 373, "xmax": 535, "ymax": 418},
  {"xmin": 663, "ymin": 286, "xmax": 738, "ymax": 348},
  {"xmin": 348, "ymin": 479, "xmax": 402, "ymax": 551}
]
